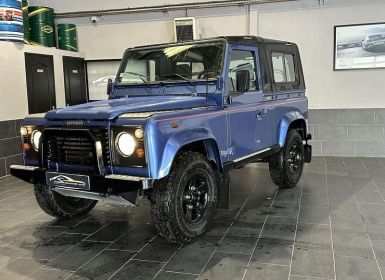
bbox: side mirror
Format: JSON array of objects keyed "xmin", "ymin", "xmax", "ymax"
[
  {"xmin": 107, "ymin": 78, "xmax": 113, "ymax": 95},
  {"xmin": 236, "ymin": 70, "xmax": 250, "ymax": 92}
]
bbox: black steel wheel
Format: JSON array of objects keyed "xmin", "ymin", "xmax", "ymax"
[
  {"xmin": 269, "ymin": 129, "xmax": 304, "ymax": 189},
  {"xmin": 182, "ymin": 174, "xmax": 210, "ymax": 224},
  {"xmin": 151, "ymin": 151, "xmax": 217, "ymax": 244}
]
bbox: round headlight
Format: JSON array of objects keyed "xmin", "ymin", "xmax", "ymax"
[
  {"xmin": 134, "ymin": 128, "xmax": 144, "ymax": 139},
  {"xmin": 116, "ymin": 132, "xmax": 136, "ymax": 157},
  {"xmin": 20, "ymin": 126, "xmax": 28, "ymax": 136},
  {"xmin": 31, "ymin": 130, "xmax": 42, "ymax": 151}
]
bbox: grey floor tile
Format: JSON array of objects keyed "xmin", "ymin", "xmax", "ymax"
[
  {"xmin": 296, "ymin": 223, "xmax": 332, "ymax": 247},
  {"xmin": 274, "ymin": 189, "xmax": 302, "ymax": 202},
  {"xmin": 163, "ymin": 239, "xmax": 216, "ymax": 274},
  {"xmin": 233, "ymin": 210, "xmax": 266, "ymax": 229},
  {"xmin": 29, "ymin": 268, "xmax": 72, "ymax": 280},
  {"xmin": 301, "ymin": 193, "xmax": 329, "ymax": 208},
  {"xmin": 244, "ymin": 263, "xmax": 289, "ymax": 280},
  {"xmin": 291, "ymin": 243, "xmax": 334, "ymax": 279},
  {"xmin": 134, "ymin": 236, "xmax": 180, "ymax": 262},
  {"xmin": 110, "ymin": 260, "xmax": 165, "ymax": 280},
  {"xmin": 225, "ymin": 226, "xmax": 261, "ymax": 239},
  {"xmin": 22, "ymin": 233, "xmax": 88, "ymax": 261},
  {"xmin": 332, "ymin": 230, "xmax": 373, "ymax": 258},
  {"xmin": 268, "ymin": 201, "xmax": 300, "ymax": 218},
  {"xmin": 86, "ymin": 221, "xmax": 132, "ymax": 242},
  {"xmin": 204, "ymin": 221, "xmax": 232, "ymax": 237},
  {"xmin": 325, "ymin": 156, "xmax": 344, "ymax": 164},
  {"xmin": 218, "ymin": 236, "xmax": 256, "ymax": 255},
  {"xmin": 0, "ymin": 257, "xmax": 47, "ymax": 279},
  {"xmin": 298, "ymin": 206, "xmax": 330, "ymax": 225},
  {"xmin": 335, "ymin": 255, "xmax": 382, "ymax": 280},
  {"xmin": 261, "ymin": 216, "xmax": 297, "ymax": 240},
  {"xmin": 250, "ymin": 237, "xmax": 293, "ymax": 265},
  {"xmin": 199, "ymin": 252, "xmax": 249, "ymax": 280},
  {"xmin": 67, "ymin": 221, "xmax": 110, "ymax": 235},
  {"xmin": 154, "ymin": 271, "xmax": 198, "ymax": 280},
  {"xmin": 47, "ymin": 241, "xmax": 109, "ymax": 271},
  {"xmin": 109, "ymin": 223, "xmax": 156, "ymax": 252},
  {"xmin": 67, "ymin": 249, "xmax": 135, "ymax": 280}
]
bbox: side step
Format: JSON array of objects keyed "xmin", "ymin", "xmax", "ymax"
[{"xmin": 53, "ymin": 187, "xmax": 139, "ymax": 206}]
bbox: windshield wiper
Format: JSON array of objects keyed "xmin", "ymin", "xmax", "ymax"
[
  {"xmin": 161, "ymin": 73, "xmax": 198, "ymax": 96},
  {"xmin": 161, "ymin": 73, "xmax": 194, "ymax": 83},
  {"xmin": 124, "ymin": 71, "xmax": 148, "ymax": 83}
]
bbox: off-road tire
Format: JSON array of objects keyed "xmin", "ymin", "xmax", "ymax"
[
  {"xmin": 269, "ymin": 129, "xmax": 304, "ymax": 189},
  {"xmin": 34, "ymin": 184, "xmax": 97, "ymax": 219},
  {"xmin": 151, "ymin": 152, "xmax": 217, "ymax": 244}
]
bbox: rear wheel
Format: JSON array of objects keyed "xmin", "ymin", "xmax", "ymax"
[
  {"xmin": 150, "ymin": 152, "xmax": 217, "ymax": 244},
  {"xmin": 269, "ymin": 129, "xmax": 304, "ymax": 189},
  {"xmin": 34, "ymin": 184, "xmax": 97, "ymax": 219}
]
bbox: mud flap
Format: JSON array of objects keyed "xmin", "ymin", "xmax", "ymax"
[
  {"xmin": 304, "ymin": 144, "xmax": 312, "ymax": 163},
  {"xmin": 217, "ymin": 173, "xmax": 230, "ymax": 209}
]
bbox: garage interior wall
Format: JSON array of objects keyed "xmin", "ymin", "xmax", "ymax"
[
  {"xmin": 0, "ymin": 43, "xmax": 85, "ymax": 176},
  {"xmin": 2, "ymin": 0, "xmax": 385, "ymax": 159}
]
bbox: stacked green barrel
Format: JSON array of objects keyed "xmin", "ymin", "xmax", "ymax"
[
  {"xmin": 58, "ymin": 23, "xmax": 77, "ymax": 52},
  {"xmin": 21, "ymin": 0, "xmax": 28, "ymax": 43},
  {"xmin": 0, "ymin": 0, "xmax": 24, "ymax": 42},
  {"xmin": 28, "ymin": 6, "xmax": 55, "ymax": 47}
]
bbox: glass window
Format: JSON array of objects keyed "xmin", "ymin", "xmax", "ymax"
[
  {"xmin": 117, "ymin": 42, "xmax": 225, "ymax": 85},
  {"xmin": 272, "ymin": 52, "xmax": 285, "ymax": 83},
  {"xmin": 284, "ymin": 54, "xmax": 296, "ymax": 82},
  {"xmin": 87, "ymin": 60, "xmax": 121, "ymax": 101},
  {"xmin": 228, "ymin": 50, "xmax": 257, "ymax": 92},
  {"xmin": 271, "ymin": 52, "xmax": 296, "ymax": 83}
]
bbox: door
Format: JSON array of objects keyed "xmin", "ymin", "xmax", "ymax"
[
  {"xmin": 226, "ymin": 47, "xmax": 273, "ymax": 161},
  {"xmin": 63, "ymin": 56, "xmax": 88, "ymax": 106},
  {"xmin": 25, "ymin": 53, "xmax": 56, "ymax": 114}
]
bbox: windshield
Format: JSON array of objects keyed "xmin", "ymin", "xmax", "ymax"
[{"xmin": 116, "ymin": 41, "xmax": 225, "ymax": 85}]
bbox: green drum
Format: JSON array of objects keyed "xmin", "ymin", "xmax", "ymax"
[
  {"xmin": 22, "ymin": 0, "xmax": 29, "ymax": 43},
  {"xmin": 28, "ymin": 6, "xmax": 55, "ymax": 47},
  {"xmin": 57, "ymin": 23, "xmax": 77, "ymax": 52},
  {"xmin": 28, "ymin": 6, "xmax": 53, "ymax": 23}
]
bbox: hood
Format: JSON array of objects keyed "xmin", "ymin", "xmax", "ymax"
[{"xmin": 45, "ymin": 95, "xmax": 216, "ymax": 120}]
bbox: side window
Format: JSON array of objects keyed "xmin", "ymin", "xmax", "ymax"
[
  {"xmin": 271, "ymin": 52, "xmax": 296, "ymax": 83},
  {"xmin": 284, "ymin": 54, "xmax": 295, "ymax": 82},
  {"xmin": 272, "ymin": 52, "xmax": 285, "ymax": 83},
  {"xmin": 228, "ymin": 50, "xmax": 257, "ymax": 92}
]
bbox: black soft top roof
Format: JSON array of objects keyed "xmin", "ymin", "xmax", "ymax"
[{"xmin": 130, "ymin": 36, "xmax": 295, "ymax": 50}]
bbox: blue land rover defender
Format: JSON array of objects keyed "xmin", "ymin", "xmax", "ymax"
[{"xmin": 11, "ymin": 36, "xmax": 311, "ymax": 244}]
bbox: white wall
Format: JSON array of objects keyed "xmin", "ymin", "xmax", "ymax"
[
  {"xmin": 18, "ymin": 0, "xmax": 385, "ymax": 109},
  {"xmin": 0, "ymin": 42, "xmax": 84, "ymax": 121},
  {"xmin": 257, "ymin": 4, "xmax": 385, "ymax": 109}
]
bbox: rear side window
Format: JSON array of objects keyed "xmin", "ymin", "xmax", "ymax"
[{"xmin": 271, "ymin": 52, "xmax": 296, "ymax": 83}]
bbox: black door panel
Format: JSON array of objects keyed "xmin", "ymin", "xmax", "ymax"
[
  {"xmin": 63, "ymin": 56, "xmax": 87, "ymax": 106},
  {"xmin": 25, "ymin": 53, "xmax": 56, "ymax": 114}
]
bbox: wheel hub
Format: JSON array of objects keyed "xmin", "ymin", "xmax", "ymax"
[
  {"xmin": 287, "ymin": 144, "xmax": 302, "ymax": 173},
  {"xmin": 182, "ymin": 175, "xmax": 209, "ymax": 224}
]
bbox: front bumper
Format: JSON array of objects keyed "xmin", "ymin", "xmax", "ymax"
[{"xmin": 10, "ymin": 165, "xmax": 151, "ymax": 194}]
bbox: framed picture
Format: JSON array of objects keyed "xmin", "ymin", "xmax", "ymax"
[
  {"xmin": 86, "ymin": 59, "xmax": 121, "ymax": 101},
  {"xmin": 334, "ymin": 22, "xmax": 385, "ymax": 70}
]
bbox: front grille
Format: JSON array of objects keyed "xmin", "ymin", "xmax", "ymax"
[
  {"xmin": 43, "ymin": 128, "xmax": 110, "ymax": 173},
  {"xmin": 47, "ymin": 135, "xmax": 94, "ymax": 165}
]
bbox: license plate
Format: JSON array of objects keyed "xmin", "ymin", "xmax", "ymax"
[{"xmin": 46, "ymin": 172, "xmax": 90, "ymax": 190}]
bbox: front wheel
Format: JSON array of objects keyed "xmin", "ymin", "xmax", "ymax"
[
  {"xmin": 34, "ymin": 184, "xmax": 97, "ymax": 219},
  {"xmin": 269, "ymin": 129, "xmax": 304, "ymax": 189},
  {"xmin": 150, "ymin": 152, "xmax": 217, "ymax": 244}
]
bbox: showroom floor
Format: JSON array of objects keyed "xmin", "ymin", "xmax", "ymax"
[{"xmin": 0, "ymin": 157, "xmax": 384, "ymax": 279}]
